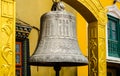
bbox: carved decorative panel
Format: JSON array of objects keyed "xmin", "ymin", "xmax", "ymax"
[
  {"xmin": 77, "ymin": 0, "xmax": 107, "ymax": 76},
  {"xmin": 98, "ymin": 26, "xmax": 105, "ymax": 38},
  {"xmin": 89, "ymin": 27, "xmax": 97, "ymax": 38},
  {"xmin": 98, "ymin": 38, "xmax": 106, "ymax": 76},
  {"xmin": 88, "ymin": 26, "xmax": 98, "ymax": 76},
  {"xmin": 88, "ymin": 23, "xmax": 106, "ymax": 76},
  {"xmin": 1, "ymin": 0, "xmax": 14, "ymax": 18},
  {"xmin": 0, "ymin": 0, "xmax": 15, "ymax": 76}
]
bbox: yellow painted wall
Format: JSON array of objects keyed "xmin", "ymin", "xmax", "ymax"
[{"xmin": 77, "ymin": 13, "xmax": 88, "ymax": 76}]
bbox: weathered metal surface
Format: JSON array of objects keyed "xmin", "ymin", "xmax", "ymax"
[{"xmin": 30, "ymin": 1, "xmax": 88, "ymax": 66}]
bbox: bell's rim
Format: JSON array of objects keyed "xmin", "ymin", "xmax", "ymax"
[{"xmin": 29, "ymin": 62, "xmax": 88, "ymax": 67}]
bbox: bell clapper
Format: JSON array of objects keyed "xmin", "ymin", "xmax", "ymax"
[{"xmin": 54, "ymin": 65, "xmax": 61, "ymax": 76}]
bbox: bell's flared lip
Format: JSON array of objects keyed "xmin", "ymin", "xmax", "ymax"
[{"xmin": 29, "ymin": 62, "xmax": 88, "ymax": 67}]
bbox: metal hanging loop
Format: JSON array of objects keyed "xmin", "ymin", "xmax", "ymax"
[
  {"xmin": 52, "ymin": 0, "xmax": 62, "ymax": 3},
  {"xmin": 51, "ymin": 0, "xmax": 64, "ymax": 11}
]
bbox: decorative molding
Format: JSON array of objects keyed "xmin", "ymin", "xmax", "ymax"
[
  {"xmin": 89, "ymin": 39, "xmax": 97, "ymax": 76},
  {"xmin": 0, "ymin": 0, "xmax": 15, "ymax": 75},
  {"xmin": 98, "ymin": 25, "xmax": 105, "ymax": 38},
  {"xmin": 99, "ymin": 38, "xmax": 106, "ymax": 76},
  {"xmin": 1, "ymin": 18, "xmax": 13, "ymax": 36},
  {"xmin": 88, "ymin": 10, "xmax": 106, "ymax": 76},
  {"xmin": 0, "ymin": 14, "xmax": 14, "ymax": 76},
  {"xmin": 16, "ymin": 19, "xmax": 32, "ymax": 39},
  {"xmin": 98, "ymin": 10, "xmax": 108, "ymax": 25},
  {"xmin": 107, "ymin": 4, "xmax": 120, "ymax": 19},
  {"xmin": 88, "ymin": 25, "xmax": 98, "ymax": 76},
  {"xmin": 107, "ymin": 57, "xmax": 120, "ymax": 64},
  {"xmin": 79, "ymin": 0, "xmax": 105, "ymax": 19},
  {"xmin": 85, "ymin": 1, "xmax": 107, "ymax": 76},
  {"xmin": 1, "ymin": 0, "xmax": 14, "ymax": 18},
  {"xmin": 88, "ymin": 24, "xmax": 106, "ymax": 76}
]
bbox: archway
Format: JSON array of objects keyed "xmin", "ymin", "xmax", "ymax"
[{"xmin": 63, "ymin": 0, "xmax": 107, "ymax": 76}]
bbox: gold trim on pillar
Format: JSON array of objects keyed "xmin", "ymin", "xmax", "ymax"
[{"xmin": 0, "ymin": 0, "xmax": 15, "ymax": 76}]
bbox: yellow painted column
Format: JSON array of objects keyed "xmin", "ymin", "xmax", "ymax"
[
  {"xmin": 0, "ymin": 0, "xmax": 15, "ymax": 76},
  {"xmin": 88, "ymin": 10, "xmax": 107, "ymax": 76}
]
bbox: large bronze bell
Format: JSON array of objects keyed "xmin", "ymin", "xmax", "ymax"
[{"xmin": 30, "ymin": 1, "xmax": 88, "ymax": 67}]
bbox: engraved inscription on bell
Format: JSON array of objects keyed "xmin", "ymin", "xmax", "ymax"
[{"xmin": 41, "ymin": 13, "xmax": 76, "ymax": 38}]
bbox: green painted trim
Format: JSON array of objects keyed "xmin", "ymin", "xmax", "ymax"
[{"xmin": 22, "ymin": 39, "xmax": 31, "ymax": 76}]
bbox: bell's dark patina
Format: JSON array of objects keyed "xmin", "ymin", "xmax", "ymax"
[{"xmin": 30, "ymin": 1, "xmax": 88, "ymax": 67}]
